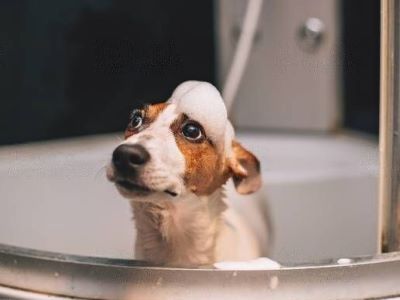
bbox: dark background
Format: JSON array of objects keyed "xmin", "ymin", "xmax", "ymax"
[
  {"xmin": 342, "ymin": 0, "xmax": 380, "ymax": 135},
  {"xmin": 0, "ymin": 0, "xmax": 215, "ymax": 144},
  {"xmin": 0, "ymin": 0, "xmax": 379, "ymax": 145}
]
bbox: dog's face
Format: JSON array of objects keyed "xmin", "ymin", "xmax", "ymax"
[{"xmin": 107, "ymin": 81, "xmax": 261, "ymax": 200}]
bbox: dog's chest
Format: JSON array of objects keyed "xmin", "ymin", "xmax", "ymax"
[{"xmin": 132, "ymin": 192, "xmax": 227, "ymax": 267}]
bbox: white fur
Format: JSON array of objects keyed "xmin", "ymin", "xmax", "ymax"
[{"xmin": 132, "ymin": 187, "xmax": 260, "ymax": 266}]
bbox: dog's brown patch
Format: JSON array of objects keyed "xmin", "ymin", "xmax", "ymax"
[
  {"xmin": 125, "ymin": 103, "xmax": 168, "ymax": 139},
  {"xmin": 171, "ymin": 115, "xmax": 230, "ymax": 195},
  {"xmin": 145, "ymin": 102, "xmax": 169, "ymax": 123}
]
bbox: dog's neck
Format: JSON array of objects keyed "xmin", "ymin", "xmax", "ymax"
[{"xmin": 131, "ymin": 187, "xmax": 227, "ymax": 267}]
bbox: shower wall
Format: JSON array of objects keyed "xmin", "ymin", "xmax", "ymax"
[{"xmin": 216, "ymin": 0, "xmax": 380, "ymax": 134}]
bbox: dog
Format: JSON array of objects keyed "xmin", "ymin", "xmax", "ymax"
[{"xmin": 107, "ymin": 81, "xmax": 262, "ymax": 267}]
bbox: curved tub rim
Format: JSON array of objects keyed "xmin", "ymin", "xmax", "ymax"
[
  {"xmin": 1, "ymin": 243, "xmax": 400, "ymax": 300},
  {"xmin": 1, "ymin": 242, "xmax": 400, "ymax": 271}
]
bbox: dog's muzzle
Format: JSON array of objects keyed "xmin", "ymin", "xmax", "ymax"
[
  {"xmin": 110, "ymin": 143, "xmax": 178, "ymax": 197},
  {"xmin": 110, "ymin": 143, "xmax": 152, "ymax": 194}
]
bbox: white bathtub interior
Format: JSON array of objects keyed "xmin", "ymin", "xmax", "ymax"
[{"xmin": 0, "ymin": 132, "xmax": 378, "ymax": 264}]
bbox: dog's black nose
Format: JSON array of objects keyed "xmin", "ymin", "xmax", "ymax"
[{"xmin": 112, "ymin": 144, "xmax": 150, "ymax": 173}]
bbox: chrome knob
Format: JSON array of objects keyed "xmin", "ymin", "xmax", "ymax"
[{"xmin": 298, "ymin": 17, "xmax": 325, "ymax": 52}]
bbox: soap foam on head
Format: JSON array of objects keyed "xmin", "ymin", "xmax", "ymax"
[{"xmin": 168, "ymin": 81, "xmax": 232, "ymax": 152}]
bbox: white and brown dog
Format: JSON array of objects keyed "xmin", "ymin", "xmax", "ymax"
[{"xmin": 107, "ymin": 81, "xmax": 262, "ymax": 267}]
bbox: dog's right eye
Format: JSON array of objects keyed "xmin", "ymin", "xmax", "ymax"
[
  {"xmin": 182, "ymin": 122, "xmax": 204, "ymax": 142},
  {"xmin": 130, "ymin": 111, "xmax": 143, "ymax": 129}
]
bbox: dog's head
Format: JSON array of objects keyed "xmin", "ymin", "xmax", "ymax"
[{"xmin": 107, "ymin": 81, "xmax": 261, "ymax": 200}]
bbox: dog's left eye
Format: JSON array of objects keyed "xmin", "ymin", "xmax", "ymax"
[
  {"xmin": 182, "ymin": 122, "xmax": 203, "ymax": 141},
  {"xmin": 130, "ymin": 112, "xmax": 143, "ymax": 129}
]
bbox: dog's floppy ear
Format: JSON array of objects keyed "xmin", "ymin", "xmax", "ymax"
[{"xmin": 228, "ymin": 141, "xmax": 261, "ymax": 194}]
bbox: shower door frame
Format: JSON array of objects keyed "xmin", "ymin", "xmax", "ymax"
[{"xmin": 380, "ymin": 0, "xmax": 400, "ymax": 252}]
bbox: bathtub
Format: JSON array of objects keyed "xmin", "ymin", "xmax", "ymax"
[
  {"xmin": 0, "ymin": 131, "xmax": 394, "ymax": 300},
  {"xmin": 0, "ymin": 132, "xmax": 378, "ymax": 263}
]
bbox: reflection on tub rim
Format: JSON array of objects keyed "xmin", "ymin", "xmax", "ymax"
[{"xmin": 0, "ymin": 243, "xmax": 400, "ymax": 300}]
